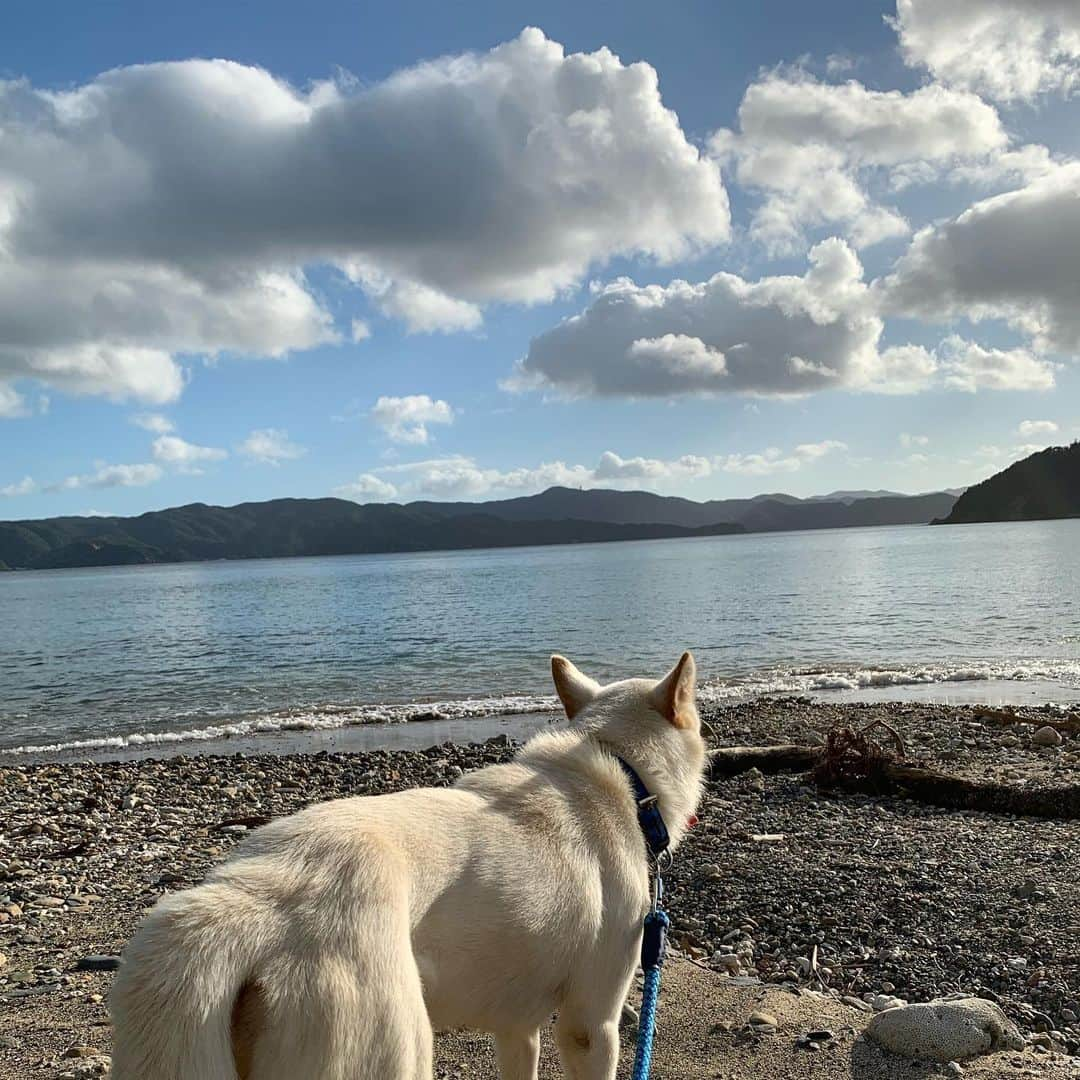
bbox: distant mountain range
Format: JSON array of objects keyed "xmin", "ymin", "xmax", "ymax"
[
  {"xmin": 0, "ymin": 486, "xmax": 960, "ymax": 571},
  {"xmin": 411, "ymin": 486, "xmax": 959, "ymax": 533},
  {"xmin": 936, "ymin": 442, "xmax": 1079, "ymax": 525}
]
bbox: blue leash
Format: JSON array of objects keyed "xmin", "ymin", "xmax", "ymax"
[
  {"xmin": 631, "ymin": 875, "xmax": 670, "ymax": 1080},
  {"xmin": 614, "ymin": 757, "xmax": 674, "ymax": 1080}
]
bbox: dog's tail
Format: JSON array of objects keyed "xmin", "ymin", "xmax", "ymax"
[{"xmin": 110, "ymin": 880, "xmax": 275, "ymax": 1080}]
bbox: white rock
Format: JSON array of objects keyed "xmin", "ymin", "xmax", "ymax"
[
  {"xmin": 872, "ymin": 994, "xmax": 907, "ymax": 1012},
  {"xmin": 865, "ymin": 997, "xmax": 1024, "ymax": 1063}
]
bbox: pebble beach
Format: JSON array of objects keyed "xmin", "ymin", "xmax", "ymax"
[{"xmin": 1, "ymin": 698, "xmax": 1078, "ymax": 1077}]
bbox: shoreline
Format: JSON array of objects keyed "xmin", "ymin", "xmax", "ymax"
[
  {"xmin": 1, "ymin": 698, "xmax": 1078, "ymax": 1076},
  {"xmin": 4, "ymin": 672, "xmax": 1079, "ymax": 765}
]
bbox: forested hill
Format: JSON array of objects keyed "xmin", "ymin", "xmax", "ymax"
[
  {"xmin": 0, "ymin": 484, "xmax": 959, "ymax": 571},
  {"xmin": 0, "ymin": 500, "xmax": 743, "ymax": 570},
  {"xmin": 411, "ymin": 487, "xmax": 957, "ymax": 531},
  {"xmin": 936, "ymin": 443, "xmax": 1080, "ymax": 525}
]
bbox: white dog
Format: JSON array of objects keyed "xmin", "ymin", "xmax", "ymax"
[{"xmin": 110, "ymin": 652, "xmax": 706, "ymax": 1080}]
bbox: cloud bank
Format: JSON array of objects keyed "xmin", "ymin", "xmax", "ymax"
[
  {"xmin": 335, "ymin": 441, "xmax": 846, "ymax": 502},
  {"xmin": 0, "ymin": 28, "xmax": 728, "ymax": 408}
]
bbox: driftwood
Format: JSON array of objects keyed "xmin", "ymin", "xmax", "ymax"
[
  {"xmin": 708, "ymin": 729, "xmax": 1080, "ymax": 820},
  {"xmin": 708, "ymin": 744, "xmax": 819, "ymax": 776},
  {"xmin": 866, "ymin": 763, "xmax": 1080, "ymax": 819},
  {"xmin": 975, "ymin": 707, "xmax": 1080, "ymax": 734},
  {"xmin": 212, "ymin": 815, "xmax": 272, "ymax": 831}
]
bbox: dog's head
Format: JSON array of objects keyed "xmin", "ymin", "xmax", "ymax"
[{"xmin": 549, "ymin": 651, "xmax": 706, "ymax": 847}]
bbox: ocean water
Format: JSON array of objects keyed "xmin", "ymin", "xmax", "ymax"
[{"xmin": 1, "ymin": 519, "xmax": 1078, "ymax": 756}]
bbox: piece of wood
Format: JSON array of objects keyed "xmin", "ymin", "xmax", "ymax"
[
  {"xmin": 211, "ymin": 815, "xmax": 272, "ymax": 831},
  {"xmin": 874, "ymin": 763, "xmax": 1080, "ymax": 820},
  {"xmin": 976, "ymin": 708, "xmax": 1080, "ymax": 734},
  {"xmin": 707, "ymin": 741, "xmax": 1080, "ymax": 820},
  {"xmin": 708, "ymin": 745, "xmax": 819, "ymax": 776}
]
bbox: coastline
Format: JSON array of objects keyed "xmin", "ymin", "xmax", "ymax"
[
  {"xmin": 1, "ymin": 697, "xmax": 1077, "ymax": 1076},
  {"xmin": 5, "ymin": 666, "xmax": 1079, "ymax": 764}
]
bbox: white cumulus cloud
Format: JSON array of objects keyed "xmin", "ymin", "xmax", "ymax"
[
  {"xmin": 1016, "ymin": 419, "xmax": 1059, "ymax": 437},
  {"xmin": 717, "ymin": 441, "xmax": 846, "ymax": 476},
  {"xmin": 0, "ymin": 383, "xmax": 27, "ymax": 418},
  {"xmin": 1, "ymin": 476, "xmax": 36, "ymax": 497},
  {"xmin": 370, "ymin": 395, "xmax": 455, "ymax": 444},
  {"xmin": 593, "ymin": 451, "xmax": 713, "ymax": 481},
  {"xmin": 938, "ymin": 337, "xmax": 1057, "ymax": 393},
  {"xmin": 0, "ymin": 29, "xmax": 728, "ymax": 406},
  {"xmin": 333, "ymin": 473, "xmax": 399, "ymax": 502},
  {"xmin": 50, "ymin": 462, "xmax": 163, "ymax": 491},
  {"xmin": 132, "ymin": 413, "xmax": 175, "ymax": 434},
  {"xmin": 709, "ymin": 70, "xmax": 1006, "ymax": 253},
  {"xmin": 882, "ymin": 163, "xmax": 1080, "ymax": 353},
  {"xmin": 151, "ymin": 434, "xmax": 228, "ymax": 473},
  {"xmin": 891, "ymin": 0, "xmax": 1080, "ymax": 103},
  {"xmin": 238, "ymin": 429, "xmax": 306, "ymax": 465},
  {"xmin": 899, "ymin": 433, "xmax": 930, "ymax": 448},
  {"xmin": 514, "ymin": 239, "xmax": 937, "ymax": 398}
]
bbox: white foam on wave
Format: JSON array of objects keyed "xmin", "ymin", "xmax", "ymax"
[
  {"xmin": 0, "ymin": 694, "xmax": 559, "ymax": 757},
  {"xmin": 698, "ymin": 661, "xmax": 1080, "ymax": 702},
  {"xmin": 5, "ymin": 660, "xmax": 1078, "ymax": 758}
]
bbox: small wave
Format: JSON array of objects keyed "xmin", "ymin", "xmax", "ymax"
[
  {"xmin": 699, "ymin": 661, "xmax": 1080, "ymax": 702},
  {"xmin": 0, "ymin": 694, "xmax": 558, "ymax": 757}
]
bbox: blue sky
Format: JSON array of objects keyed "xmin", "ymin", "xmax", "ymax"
[{"xmin": 2, "ymin": 0, "xmax": 1078, "ymax": 517}]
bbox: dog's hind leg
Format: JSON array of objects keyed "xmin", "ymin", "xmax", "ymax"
[
  {"xmin": 554, "ymin": 983, "xmax": 632, "ymax": 1080},
  {"xmin": 494, "ymin": 1028, "xmax": 540, "ymax": 1080},
  {"xmin": 243, "ymin": 931, "xmax": 433, "ymax": 1079}
]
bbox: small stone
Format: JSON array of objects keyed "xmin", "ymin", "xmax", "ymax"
[
  {"xmin": 64, "ymin": 1046, "xmax": 101, "ymax": 1059},
  {"xmin": 843, "ymin": 996, "xmax": 875, "ymax": 1013},
  {"xmin": 76, "ymin": 955, "xmax": 122, "ymax": 972},
  {"xmin": 946, "ymin": 1062, "xmax": 964, "ymax": 1075},
  {"xmin": 749, "ymin": 1010, "xmax": 778, "ymax": 1030},
  {"xmin": 872, "ymin": 994, "xmax": 907, "ymax": 1012}
]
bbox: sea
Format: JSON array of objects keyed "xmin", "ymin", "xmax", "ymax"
[{"xmin": 1, "ymin": 519, "xmax": 1078, "ymax": 759}]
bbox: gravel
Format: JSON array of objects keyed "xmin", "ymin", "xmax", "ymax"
[{"xmin": 1, "ymin": 698, "xmax": 1077, "ymax": 1076}]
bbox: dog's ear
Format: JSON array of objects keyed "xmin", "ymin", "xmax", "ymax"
[
  {"xmin": 649, "ymin": 651, "xmax": 696, "ymax": 729},
  {"xmin": 551, "ymin": 655, "xmax": 600, "ymax": 720}
]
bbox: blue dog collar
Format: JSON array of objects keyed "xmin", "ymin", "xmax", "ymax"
[{"xmin": 615, "ymin": 756, "xmax": 670, "ymax": 859}]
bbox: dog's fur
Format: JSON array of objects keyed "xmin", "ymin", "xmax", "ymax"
[{"xmin": 110, "ymin": 652, "xmax": 706, "ymax": 1080}]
